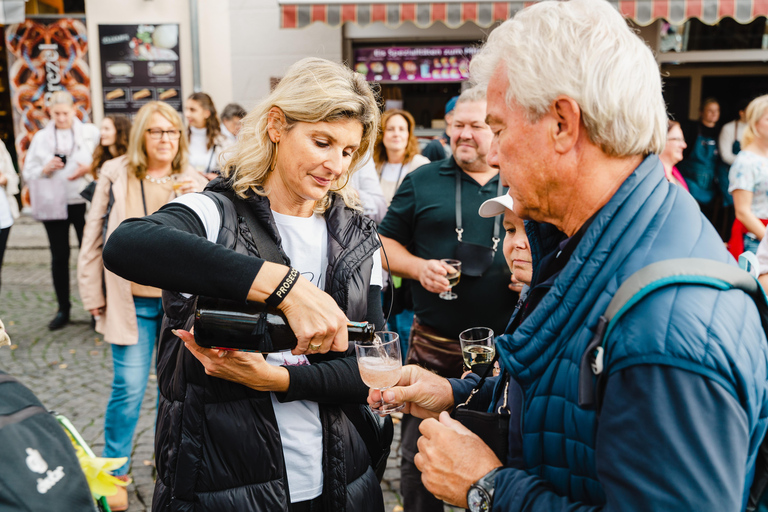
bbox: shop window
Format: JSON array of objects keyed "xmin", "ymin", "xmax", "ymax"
[{"xmin": 661, "ymin": 17, "xmax": 767, "ymax": 52}]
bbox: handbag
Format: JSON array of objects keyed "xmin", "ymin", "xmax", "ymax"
[
  {"xmin": 452, "ymin": 170, "xmax": 503, "ymax": 277},
  {"xmin": 450, "ymin": 355, "xmax": 510, "ymax": 462},
  {"xmin": 405, "ymin": 316, "xmax": 464, "ymax": 378},
  {"xmin": 29, "ymin": 176, "xmax": 68, "ymax": 221},
  {"xmin": 79, "ymin": 180, "xmax": 97, "ymax": 202}
]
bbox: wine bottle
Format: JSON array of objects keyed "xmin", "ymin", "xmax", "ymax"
[{"xmin": 194, "ymin": 297, "xmax": 375, "ymax": 352}]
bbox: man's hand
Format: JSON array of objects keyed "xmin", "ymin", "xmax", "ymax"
[
  {"xmin": 249, "ymin": 262, "xmax": 349, "ymax": 356},
  {"xmin": 68, "ymin": 162, "xmax": 91, "ymax": 181},
  {"xmin": 415, "ymin": 411, "xmax": 503, "ymax": 508},
  {"xmin": 418, "ymin": 259, "xmax": 453, "ymax": 294},
  {"xmin": 368, "ymin": 364, "xmax": 454, "ymax": 419},
  {"xmin": 174, "ymin": 328, "xmax": 290, "ymax": 392}
]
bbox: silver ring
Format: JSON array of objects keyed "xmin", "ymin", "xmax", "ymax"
[{"xmin": 309, "ymin": 343, "xmax": 322, "ymax": 351}]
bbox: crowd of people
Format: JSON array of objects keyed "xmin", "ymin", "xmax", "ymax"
[{"xmin": 3, "ymin": 0, "xmax": 768, "ymax": 511}]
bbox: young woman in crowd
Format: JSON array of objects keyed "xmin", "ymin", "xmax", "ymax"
[
  {"xmin": 0, "ymin": 140, "xmax": 18, "ymax": 294},
  {"xmin": 184, "ymin": 92, "xmax": 232, "ymax": 179},
  {"xmin": 77, "ymin": 101, "xmax": 206, "ymax": 511},
  {"xmin": 728, "ymin": 94, "xmax": 768, "ymax": 258},
  {"xmin": 90, "ymin": 114, "xmax": 131, "ymax": 179},
  {"xmin": 101, "ymin": 57, "xmax": 386, "ymax": 512},
  {"xmin": 659, "ymin": 120, "xmax": 689, "ymax": 191},
  {"xmin": 22, "ymin": 91, "xmax": 100, "ymax": 330},
  {"xmin": 372, "ymin": 109, "xmax": 430, "ymax": 205}
]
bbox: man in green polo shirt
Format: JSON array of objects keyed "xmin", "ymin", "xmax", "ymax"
[{"xmin": 378, "ymin": 86, "xmax": 517, "ymax": 512}]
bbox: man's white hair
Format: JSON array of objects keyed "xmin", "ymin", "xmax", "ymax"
[
  {"xmin": 456, "ymin": 86, "xmax": 486, "ymax": 105},
  {"xmin": 470, "ymin": 0, "xmax": 667, "ymax": 157}
]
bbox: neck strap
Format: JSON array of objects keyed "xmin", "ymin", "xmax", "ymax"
[{"xmin": 455, "ymin": 169, "xmax": 503, "ymax": 250}]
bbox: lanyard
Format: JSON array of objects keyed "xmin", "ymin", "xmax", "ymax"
[
  {"xmin": 205, "ymin": 144, "xmax": 218, "ymax": 173},
  {"xmin": 54, "ymin": 128, "xmax": 75, "ymax": 156},
  {"xmin": 379, "ymin": 162, "xmax": 405, "ymax": 186},
  {"xmin": 139, "ymin": 180, "xmax": 148, "ymax": 216},
  {"xmin": 455, "ymin": 169, "xmax": 503, "ymax": 250}
]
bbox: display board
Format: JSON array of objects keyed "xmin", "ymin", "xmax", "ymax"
[
  {"xmin": 353, "ymin": 45, "xmax": 478, "ymax": 83},
  {"xmin": 98, "ymin": 24, "xmax": 181, "ymax": 117}
]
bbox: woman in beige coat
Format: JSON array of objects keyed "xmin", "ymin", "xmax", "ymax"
[{"xmin": 76, "ymin": 101, "xmax": 206, "ymax": 511}]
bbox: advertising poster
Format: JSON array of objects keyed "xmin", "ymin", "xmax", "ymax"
[
  {"xmin": 98, "ymin": 24, "xmax": 181, "ymax": 117},
  {"xmin": 5, "ymin": 18, "xmax": 91, "ymax": 165},
  {"xmin": 353, "ymin": 45, "xmax": 478, "ymax": 83}
]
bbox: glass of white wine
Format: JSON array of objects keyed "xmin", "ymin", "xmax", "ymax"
[
  {"xmin": 355, "ymin": 331, "xmax": 404, "ymax": 416},
  {"xmin": 459, "ymin": 327, "xmax": 495, "ymax": 372},
  {"xmin": 439, "ymin": 259, "xmax": 461, "ymax": 300},
  {"xmin": 171, "ymin": 174, "xmax": 185, "ymax": 194}
]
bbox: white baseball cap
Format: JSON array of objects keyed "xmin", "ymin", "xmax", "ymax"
[{"xmin": 478, "ymin": 193, "xmax": 515, "ymax": 218}]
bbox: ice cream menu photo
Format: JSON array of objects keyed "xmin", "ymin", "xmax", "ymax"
[{"xmin": 98, "ymin": 24, "xmax": 181, "ymax": 116}]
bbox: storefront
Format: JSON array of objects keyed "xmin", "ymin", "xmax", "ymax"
[{"xmin": 278, "ymin": 0, "xmax": 768, "ymax": 130}]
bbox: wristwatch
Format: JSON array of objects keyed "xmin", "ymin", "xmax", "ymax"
[{"xmin": 467, "ymin": 467, "xmax": 501, "ymax": 512}]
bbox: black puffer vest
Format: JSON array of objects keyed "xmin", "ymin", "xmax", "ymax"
[{"xmin": 152, "ymin": 182, "xmax": 384, "ymax": 512}]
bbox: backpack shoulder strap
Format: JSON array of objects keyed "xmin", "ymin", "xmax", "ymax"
[{"xmin": 579, "ymin": 258, "xmax": 768, "ymax": 408}]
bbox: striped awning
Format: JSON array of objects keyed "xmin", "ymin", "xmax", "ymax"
[{"xmin": 279, "ymin": 0, "xmax": 768, "ymax": 28}]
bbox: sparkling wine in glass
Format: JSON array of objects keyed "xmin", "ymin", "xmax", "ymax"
[
  {"xmin": 171, "ymin": 174, "xmax": 184, "ymax": 193},
  {"xmin": 459, "ymin": 327, "xmax": 495, "ymax": 372},
  {"xmin": 440, "ymin": 259, "xmax": 461, "ymax": 300},
  {"xmin": 355, "ymin": 331, "xmax": 404, "ymax": 416}
]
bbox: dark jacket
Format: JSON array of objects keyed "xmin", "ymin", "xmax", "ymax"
[{"xmin": 151, "ymin": 182, "xmax": 384, "ymax": 512}]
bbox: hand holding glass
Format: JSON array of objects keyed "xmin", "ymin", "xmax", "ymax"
[
  {"xmin": 440, "ymin": 259, "xmax": 461, "ymax": 300},
  {"xmin": 356, "ymin": 331, "xmax": 404, "ymax": 416},
  {"xmin": 459, "ymin": 327, "xmax": 495, "ymax": 372}
]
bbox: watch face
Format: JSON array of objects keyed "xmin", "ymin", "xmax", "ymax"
[{"xmin": 468, "ymin": 487, "xmax": 491, "ymax": 512}]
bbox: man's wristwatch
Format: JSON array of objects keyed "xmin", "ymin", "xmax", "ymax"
[{"xmin": 467, "ymin": 467, "xmax": 501, "ymax": 512}]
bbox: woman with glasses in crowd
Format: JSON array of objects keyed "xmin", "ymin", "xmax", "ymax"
[
  {"xmin": 77, "ymin": 101, "xmax": 206, "ymax": 512},
  {"xmin": 659, "ymin": 120, "xmax": 689, "ymax": 191}
]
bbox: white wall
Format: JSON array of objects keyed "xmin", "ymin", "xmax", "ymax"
[
  {"xmin": 84, "ymin": 0, "xmax": 233, "ymax": 122},
  {"xmin": 229, "ymin": 0, "xmax": 343, "ymax": 109}
]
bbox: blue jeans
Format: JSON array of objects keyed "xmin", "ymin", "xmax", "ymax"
[
  {"xmin": 103, "ymin": 296, "xmax": 163, "ymax": 475},
  {"xmin": 744, "ymin": 234, "xmax": 760, "ymax": 254}
]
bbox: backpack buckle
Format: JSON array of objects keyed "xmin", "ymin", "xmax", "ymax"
[{"xmin": 591, "ymin": 346, "xmax": 604, "ymax": 375}]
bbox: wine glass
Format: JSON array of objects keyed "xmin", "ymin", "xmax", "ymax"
[
  {"xmin": 355, "ymin": 331, "xmax": 404, "ymax": 416},
  {"xmin": 459, "ymin": 327, "xmax": 495, "ymax": 372},
  {"xmin": 439, "ymin": 259, "xmax": 461, "ymax": 300}
]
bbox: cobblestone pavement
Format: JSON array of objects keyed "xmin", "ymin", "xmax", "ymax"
[{"xmin": 0, "ymin": 215, "xmax": 461, "ymax": 512}]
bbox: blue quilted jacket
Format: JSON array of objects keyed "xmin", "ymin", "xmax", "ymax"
[{"xmin": 495, "ymin": 155, "xmax": 768, "ymax": 507}]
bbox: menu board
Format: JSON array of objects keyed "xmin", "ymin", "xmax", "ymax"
[
  {"xmin": 5, "ymin": 18, "xmax": 91, "ymax": 165},
  {"xmin": 98, "ymin": 24, "xmax": 181, "ymax": 116},
  {"xmin": 353, "ymin": 45, "xmax": 479, "ymax": 83}
]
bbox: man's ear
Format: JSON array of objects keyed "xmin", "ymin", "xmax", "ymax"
[
  {"xmin": 550, "ymin": 96, "xmax": 581, "ymax": 154},
  {"xmin": 266, "ymin": 107, "xmax": 286, "ymax": 143}
]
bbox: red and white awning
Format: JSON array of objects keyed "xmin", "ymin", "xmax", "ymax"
[{"xmin": 279, "ymin": 0, "xmax": 768, "ymax": 28}]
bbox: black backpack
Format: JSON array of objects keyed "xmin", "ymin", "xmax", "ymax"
[
  {"xmin": 0, "ymin": 371, "xmax": 96, "ymax": 511},
  {"xmin": 578, "ymin": 258, "xmax": 768, "ymax": 511}
]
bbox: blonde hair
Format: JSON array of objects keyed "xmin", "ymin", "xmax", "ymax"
[
  {"xmin": 742, "ymin": 95, "xmax": 768, "ymax": 148},
  {"xmin": 222, "ymin": 57, "xmax": 380, "ymax": 213},
  {"xmin": 373, "ymin": 109, "xmax": 420, "ymax": 169},
  {"xmin": 48, "ymin": 90, "xmax": 74, "ymax": 107},
  {"xmin": 470, "ymin": 0, "xmax": 666, "ymax": 157},
  {"xmin": 127, "ymin": 101, "xmax": 189, "ymax": 179}
]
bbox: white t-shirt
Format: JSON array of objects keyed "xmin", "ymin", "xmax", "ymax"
[
  {"xmin": 188, "ymin": 126, "xmax": 215, "ymax": 173},
  {"xmin": 0, "ymin": 188, "xmax": 12, "ymax": 229},
  {"xmin": 171, "ymin": 192, "xmax": 382, "ymax": 503},
  {"xmin": 729, "ymin": 150, "xmax": 768, "ymax": 219}
]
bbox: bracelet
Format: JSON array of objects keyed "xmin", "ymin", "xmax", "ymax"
[{"xmin": 265, "ymin": 267, "xmax": 300, "ymax": 308}]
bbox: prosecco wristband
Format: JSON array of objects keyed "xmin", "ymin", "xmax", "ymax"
[{"xmin": 265, "ymin": 267, "xmax": 299, "ymax": 308}]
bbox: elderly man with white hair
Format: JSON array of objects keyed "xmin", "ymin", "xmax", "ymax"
[{"xmin": 369, "ymin": 0, "xmax": 768, "ymax": 510}]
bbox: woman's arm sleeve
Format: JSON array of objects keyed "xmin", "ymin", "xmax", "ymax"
[{"xmin": 102, "ymin": 202, "xmax": 265, "ymax": 301}]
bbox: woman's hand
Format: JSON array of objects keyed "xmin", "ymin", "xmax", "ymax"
[
  {"xmin": 173, "ymin": 328, "xmax": 291, "ymax": 392},
  {"xmin": 250, "ymin": 262, "xmax": 349, "ymax": 355},
  {"xmin": 68, "ymin": 162, "xmax": 91, "ymax": 181},
  {"xmin": 0, "ymin": 173, "xmax": 7, "ymax": 187},
  {"xmin": 89, "ymin": 308, "xmax": 103, "ymax": 317},
  {"xmin": 43, "ymin": 157, "xmax": 65, "ymax": 176}
]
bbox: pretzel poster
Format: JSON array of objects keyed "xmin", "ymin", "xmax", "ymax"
[
  {"xmin": 5, "ymin": 18, "xmax": 91, "ymax": 165},
  {"xmin": 98, "ymin": 24, "xmax": 182, "ymax": 117}
]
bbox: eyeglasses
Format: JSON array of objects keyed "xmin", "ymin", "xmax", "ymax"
[
  {"xmin": 667, "ymin": 137, "xmax": 685, "ymax": 143},
  {"xmin": 146, "ymin": 129, "xmax": 181, "ymax": 140}
]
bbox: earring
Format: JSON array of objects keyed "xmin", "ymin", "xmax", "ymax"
[
  {"xmin": 330, "ymin": 173, "xmax": 350, "ymax": 192},
  {"xmin": 270, "ymin": 143, "xmax": 279, "ymax": 170}
]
